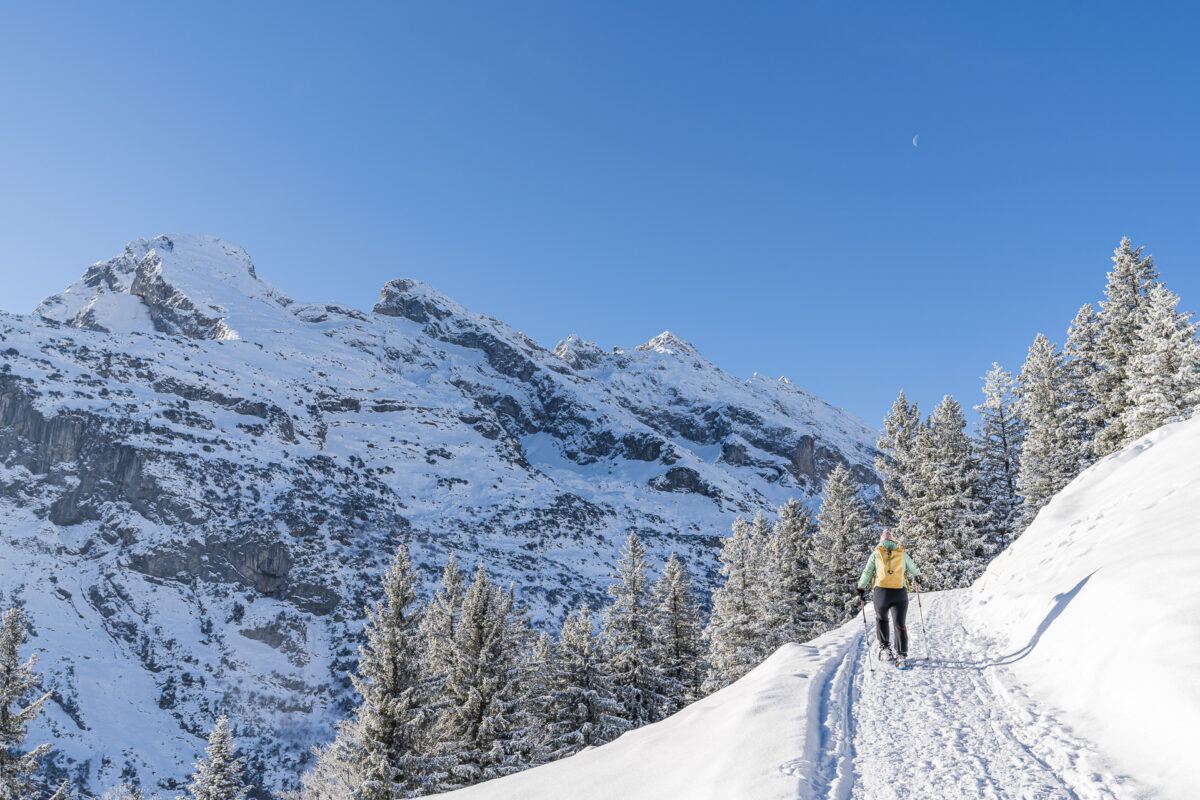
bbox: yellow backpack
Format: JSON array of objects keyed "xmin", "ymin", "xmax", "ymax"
[{"xmin": 874, "ymin": 545, "xmax": 907, "ymax": 589}]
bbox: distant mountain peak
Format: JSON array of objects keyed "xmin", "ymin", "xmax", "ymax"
[
  {"xmin": 35, "ymin": 234, "xmax": 291, "ymax": 340},
  {"xmin": 636, "ymin": 330, "xmax": 698, "ymax": 356},
  {"xmin": 372, "ymin": 277, "xmax": 468, "ymax": 324}
]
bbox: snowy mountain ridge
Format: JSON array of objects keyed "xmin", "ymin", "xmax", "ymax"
[{"xmin": 0, "ymin": 235, "xmax": 878, "ymax": 797}]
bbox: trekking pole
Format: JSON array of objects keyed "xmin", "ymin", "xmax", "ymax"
[
  {"xmin": 914, "ymin": 581, "xmax": 930, "ymax": 660},
  {"xmin": 859, "ymin": 595, "xmax": 874, "ymax": 672}
]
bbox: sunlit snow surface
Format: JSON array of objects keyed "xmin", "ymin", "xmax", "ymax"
[{"xmin": 448, "ymin": 417, "xmax": 1200, "ymax": 800}]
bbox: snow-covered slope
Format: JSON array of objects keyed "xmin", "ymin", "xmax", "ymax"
[
  {"xmin": 0, "ymin": 235, "xmax": 878, "ymax": 796},
  {"xmin": 965, "ymin": 415, "xmax": 1200, "ymax": 799},
  {"xmin": 442, "ymin": 626, "xmax": 863, "ymax": 800},
  {"xmin": 448, "ymin": 416, "xmax": 1200, "ymax": 800}
]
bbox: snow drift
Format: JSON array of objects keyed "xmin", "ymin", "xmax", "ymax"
[
  {"xmin": 965, "ymin": 414, "xmax": 1200, "ymax": 799},
  {"xmin": 442, "ymin": 626, "xmax": 861, "ymax": 800}
]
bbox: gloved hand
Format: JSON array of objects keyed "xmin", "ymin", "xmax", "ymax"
[{"xmin": 855, "ymin": 586, "xmax": 866, "ymax": 598}]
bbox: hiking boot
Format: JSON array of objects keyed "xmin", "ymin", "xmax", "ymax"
[{"xmin": 879, "ymin": 646, "xmax": 894, "ymax": 662}]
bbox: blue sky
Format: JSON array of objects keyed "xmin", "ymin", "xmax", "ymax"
[{"xmin": 2, "ymin": 2, "xmax": 1197, "ymax": 427}]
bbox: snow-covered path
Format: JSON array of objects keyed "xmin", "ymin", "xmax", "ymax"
[{"xmin": 833, "ymin": 590, "xmax": 1144, "ymax": 800}]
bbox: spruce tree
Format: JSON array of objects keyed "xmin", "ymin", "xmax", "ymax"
[
  {"xmin": 874, "ymin": 391, "xmax": 921, "ymax": 527},
  {"xmin": 1017, "ymin": 334, "xmax": 1078, "ymax": 525},
  {"xmin": 546, "ymin": 605, "xmax": 627, "ymax": 759},
  {"xmin": 1091, "ymin": 238, "xmax": 1160, "ymax": 455},
  {"xmin": 760, "ymin": 499, "xmax": 816, "ymax": 648},
  {"xmin": 901, "ymin": 396, "xmax": 989, "ymax": 588},
  {"xmin": 974, "ymin": 363, "xmax": 1024, "ymax": 549},
  {"xmin": 419, "ymin": 554, "xmax": 465, "ymax": 696},
  {"xmin": 702, "ymin": 517, "xmax": 765, "ymax": 691},
  {"xmin": 350, "ymin": 545, "xmax": 438, "ymax": 800},
  {"xmin": 0, "ymin": 608, "xmax": 59, "ymax": 800},
  {"xmin": 601, "ymin": 533, "xmax": 669, "ymax": 726},
  {"xmin": 180, "ymin": 716, "xmax": 249, "ymax": 800},
  {"xmin": 650, "ymin": 555, "xmax": 705, "ymax": 711},
  {"xmin": 434, "ymin": 565, "xmax": 531, "ymax": 789},
  {"xmin": 303, "ymin": 717, "xmax": 365, "ymax": 800},
  {"xmin": 1063, "ymin": 303, "xmax": 1103, "ymax": 469},
  {"xmin": 810, "ymin": 465, "xmax": 873, "ymax": 625},
  {"xmin": 1120, "ymin": 283, "xmax": 1200, "ymax": 440}
]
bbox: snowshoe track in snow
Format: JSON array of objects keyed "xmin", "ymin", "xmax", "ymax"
[{"xmin": 807, "ymin": 590, "xmax": 1142, "ymax": 800}]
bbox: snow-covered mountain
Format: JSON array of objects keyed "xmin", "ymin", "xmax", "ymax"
[
  {"xmin": 444, "ymin": 414, "xmax": 1200, "ymax": 800},
  {"xmin": 0, "ymin": 235, "xmax": 878, "ymax": 797}
]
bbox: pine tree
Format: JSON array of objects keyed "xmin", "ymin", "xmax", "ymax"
[
  {"xmin": 546, "ymin": 605, "xmax": 627, "ymax": 759},
  {"xmin": 974, "ymin": 363, "xmax": 1024, "ymax": 549},
  {"xmin": 1091, "ymin": 238, "xmax": 1160, "ymax": 455},
  {"xmin": 810, "ymin": 465, "xmax": 873, "ymax": 625},
  {"xmin": 0, "ymin": 609, "xmax": 58, "ymax": 800},
  {"xmin": 180, "ymin": 716, "xmax": 249, "ymax": 800},
  {"xmin": 601, "ymin": 533, "xmax": 669, "ymax": 726},
  {"xmin": 874, "ymin": 390, "xmax": 922, "ymax": 527},
  {"xmin": 1063, "ymin": 303, "xmax": 1103, "ymax": 469},
  {"xmin": 1120, "ymin": 283, "xmax": 1200, "ymax": 440},
  {"xmin": 349, "ymin": 544, "xmax": 438, "ymax": 800},
  {"xmin": 434, "ymin": 565, "xmax": 532, "ymax": 789},
  {"xmin": 901, "ymin": 396, "xmax": 989, "ymax": 588},
  {"xmin": 760, "ymin": 499, "xmax": 816, "ymax": 648},
  {"xmin": 1017, "ymin": 334, "xmax": 1079, "ymax": 525},
  {"xmin": 650, "ymin": 555, "xmax": 705, "ymax": 711},
  {"xmin": 702, "ymin": 517, "xmax": 766, "ymax": 691}
]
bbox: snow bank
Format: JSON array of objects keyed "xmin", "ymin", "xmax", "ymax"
[
  {"xmin": 442, "ymin": 624, "xmax": 860, "ymax": 800},
  {"xmin": 965, "ymin": 414, "xmax": 1200, "ymax": 799}
]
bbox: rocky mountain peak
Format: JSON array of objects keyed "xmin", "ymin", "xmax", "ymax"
[
  {"xmin": 35, "ymin": 234, "xmax": 292, "ymax": 340},
  {"xmin": 553, "ymin": 335, "xmax": 607, "ymax": 370},
  {"xmin": 636, "ymin": 330, "xmax": 700, "ymax": 357},
  {"xmin": 373, "ymin": 278, "xmax": 469, "ymax": 324}
]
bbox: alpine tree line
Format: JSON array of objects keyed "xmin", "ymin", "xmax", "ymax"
[{"xmin": 2, "ymin": 238, "xmax": 1197, "ymax": 800}]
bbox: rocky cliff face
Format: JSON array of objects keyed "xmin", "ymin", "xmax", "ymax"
[{"xmin": 0, "ymin": 235, "xmax": 878, "ymax": 797}]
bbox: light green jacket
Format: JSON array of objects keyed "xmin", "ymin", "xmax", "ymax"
[{"xmin": 857, "ymin": 540, "xmax": 922, "ymax": 590}]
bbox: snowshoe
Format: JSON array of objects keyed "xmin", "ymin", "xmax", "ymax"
[
  {"xmin": 896, "ymin": 655, "xmax": 911, "ymax": 670},
  {"xmin": 878, "ymin": 647, "xmax": 894, "ymax": 662}
]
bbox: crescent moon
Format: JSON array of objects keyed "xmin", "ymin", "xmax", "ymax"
[{"xmin": 912, "ymin": 135, "xmax": 919, "ymax": 148}]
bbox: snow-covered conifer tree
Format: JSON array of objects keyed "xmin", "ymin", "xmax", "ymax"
[
  {"xmin": 760, "ymin": 499, "xmax": 815, "ymax": 648},
  {"xmin": 1091, "ymin": 238, "xmax": 1160, "ymax": 455},
  {"xmin": 419, "ymin": 554, "xmax": 465, "ymax": 693},
  {"xmin": 650, "ymin": 554, "xmax": 705, "ymax": 710},
  {"xmin": 1017, "ymin": 334, "xmax": 1079, "ymax": 525},
  {"xmin": 875, "ymin": 391, "xmax": 921, "ymax": 527},
  {"xmin": 1063, "ymin": 303, "xmax": 1103, "ymax": 469},
  {"xmin": 702, "ymin": 517, "xmax": 766, "ymax": 691},
  {"xmin": 1120, "ymin": 283, "xmax": 1200, "ymax": 440},
  {"xmin": 180, "ymin": 716, "xmax": 249, "ymax": 800},
  {"xmin": 348, "ymin": 544, "xmax": 438, "ymax": 800},
  {"xmin": 302, "ymin": 717, "xmax": 365, "ymax": 800},
  {"xmin": 810, "ymin": 465, "xmax": 874, "ymax": 625},
  {"xmin": 902, "ymin": 396, "xmax": 989, "ymax": 587},
  {"xmin": 0, "ymin": 608, "xmax": 61, "ymax": 800},
  {"xmin": 601, "ymin": 533, "xmax": 669, "ymax": 726},
  {"xmin": 546, "ymin": 605, "xmax": 627, "ymax": 759},
  {"xmin": 974, "ymin": 363, "xmax": 1024, "ymax": 549},
  {"xmin": 434, "ymin": 565, "xmax": 532, "ymax": 789}
]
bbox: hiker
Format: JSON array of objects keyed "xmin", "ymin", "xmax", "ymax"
[{"xmin": 856, "ymin": 528, "xmax": 923, "ymax": 665}]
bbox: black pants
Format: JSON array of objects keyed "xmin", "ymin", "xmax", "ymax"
[{"xmin": 873, "ymin": 587, "xmax": 909, "ymax": 656}]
